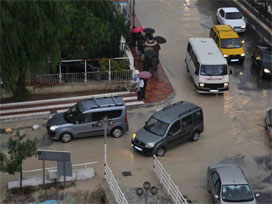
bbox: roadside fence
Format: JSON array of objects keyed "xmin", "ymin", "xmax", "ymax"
[
  {"xmin": 153, "ymin": 155, "xmax": 188, "ymax": 204},
  {"xmin": 104, "ymin": 162, "xmax": 128, "ymax": 204}
]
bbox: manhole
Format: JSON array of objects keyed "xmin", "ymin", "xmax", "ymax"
[{"xmin": 121, "ymin": 171, "xmax": 132, "ymax": 176}]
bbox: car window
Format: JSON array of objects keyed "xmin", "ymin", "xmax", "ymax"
[
  {"xmin": 221, "ymin": 38, "xmax": 241, "ymax": 49},
  {"xmin": 78, "ymin": 114, "xmax": 92, "ymax": 124},
  {"xmin": 193, "ymin": 111, "xmax": 202, "ymax": 123},
  {"xmin": 182, "ymin": 115, "xmax": 192, "ymax": 127},
  {"xmin": 215, "ymin": 179, "xmax": 221, "ymax": 196},
  {"xmin": 92, "ymin": 110, "xmax": 122, "ymax": 121},
  {"xmin": 168, "ymin": 120, "xmax": 180, "ymax": 135},
  {"xmin": 225, "ymin": 12, "xmax": 242, "ymax": 19},
  {"xmin": 211, "ymin": 172, "xmax": 219, "ymax": 185},
  {"xmin": 222, "ymin": 185, "xmax": 254, "ymax": 202},
  {"xmin": 215, "ymin": 36, "xmax": 219, "ymax": 45},
  {"xmin": 200, "ymin": 65, "xmax": 227, "ymax": 76},
  {"xmin": 219, "ymin": 9, "xmax": 224, "ymax": 17},
  {"xmin": 144, "ymin": 117, "xmax": 169, "ymax": 137}
]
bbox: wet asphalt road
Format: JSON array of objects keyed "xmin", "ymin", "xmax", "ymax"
[{"xmin": 0, "ymin": 0, "xmax": 271, "ymax": 203}]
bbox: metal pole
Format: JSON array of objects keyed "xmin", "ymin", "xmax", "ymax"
[
  {"xmin": 64, "ymin": 154, "xmax": 66, "ymax": 188},
  {"xmin": 132, "ymin": 0, "xmax": 135, "ymax": 27},
  {"xmin": 84, "ymin": 60, "xmax": 87, "ymax": 82},
  {"xmin": 42, "ymin": 152, "xmax": 45, "ymax": 187},
  {"xmin": 59, "ymin": 64, "xmax": 62, "ymax": 83},
  {"xmin": 104, "ymin": 122, "xmax": 108, "ymax": 164},
  {"xmin": 109, "ymin": 59, "xmax": 111, "ymax": 81}
]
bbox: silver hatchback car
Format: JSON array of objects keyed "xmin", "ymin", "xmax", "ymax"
[{"xmin": 207, "ymin": 164, "xmax": 259, "ymax": 204}]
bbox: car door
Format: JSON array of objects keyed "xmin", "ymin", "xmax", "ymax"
[
  {"xmin": 73, "ymin": 113, "xmax": 97, "ymax": 138},
  {"xmin": 210, "ymin": 171, "xmax": 221, "ymax": 204},
  {"xmin": 181, "ymin": 115, "xmax": 193, "ymax": 140},
  {"xmin": 166, "ymin": 120, "xmax": 181, "ymax": 148}
]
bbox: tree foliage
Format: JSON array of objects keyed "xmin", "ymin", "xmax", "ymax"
[{"xmin": 0, "ymin": 133, "xmax": 38, "ymax": 189}]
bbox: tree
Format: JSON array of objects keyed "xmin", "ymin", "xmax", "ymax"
[
  {"xmin": 257, "ymin": 0, "xmax": 272, "ymax": 13},
  {"xmin": 0, "ymin": 1, "xmax": 69, "ymax": 101},
  {"xmin": 0, "ymin": 133, "xmax": 38, "ymax": 189}
]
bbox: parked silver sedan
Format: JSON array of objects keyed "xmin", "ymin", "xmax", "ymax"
[{"xmin": 207, "ymin": 164, "xmax": 259, "ymax": 204}]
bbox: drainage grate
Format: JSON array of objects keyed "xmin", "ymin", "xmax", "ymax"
[{"xmin": 122, "ymin": 171, "xmax": 132, "ymax": 176}]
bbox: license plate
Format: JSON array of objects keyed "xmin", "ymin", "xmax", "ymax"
[
  {"xmin": 134, "ymin": 145, "xmax": 143, "ymax": 152},
  {"xmin": 230, "ymin": 59, "xmax": 239, "ymax": 62},
  {"xmin": 210, "ymin": 90, "xmax": 219, "ymax": 93}
]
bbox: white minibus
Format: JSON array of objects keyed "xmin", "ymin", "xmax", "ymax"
[{"xmin": 185, "ymin": 38, "xmax": 232, "ymax": 93}]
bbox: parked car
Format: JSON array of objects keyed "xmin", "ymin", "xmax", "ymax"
[
  {"xmin": 207, "ymin": 164, "xmax": 259, "ymax": 204},
  {"xmin": 210, "ymin": 25, "xmax": 245, "ymax": 63},
  {"xmin": 216, "ymin": 7, "xmax": 246, "ymax": 33},
  {"xmin": 47, "ymin": 96, "xmax": 128, "ymax": 143},
  {"xmin": 131, "ymin": 101, "xmax": 204, "ymax": 156},
  {"xmin": 252, "ymin": 43, "xmax": 272, "ymax": 78},
  {"xmin": 265, "ymin": 108, "xmax": 272, "ymax": 137}
]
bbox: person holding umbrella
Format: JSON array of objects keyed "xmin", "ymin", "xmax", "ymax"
[{"xmin": 137, "ymin": 71, "xmax": 152, "ymax": 100}]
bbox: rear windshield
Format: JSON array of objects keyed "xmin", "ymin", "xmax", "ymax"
[
  {"xmin": 221, "ymin": 38, "xmax": 241, "ymax": 49},
  {"xmin": 144, "ymin": 117, "xmax": 169, "ymax": 137},
  {"xmin": 200, "ymin": 65, "xmax": 227, "ymax": 76},
  {"xmin": 225, "ymin": 12, "xmax": 242, "ymax": 19}
]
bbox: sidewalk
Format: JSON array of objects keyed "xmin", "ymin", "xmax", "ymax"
[{"xmin": 131, "ymin": 16, "xmax": 174, "ymax": 104}]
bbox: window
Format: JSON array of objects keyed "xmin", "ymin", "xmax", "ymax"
[
  {"xmin": 222, "ymin": 185, "xmax": 254, "ymax": 202},
  {"xmin": 210, "ymin": 29, "xmax": 215, "ymax": 39},
  {"xmin": 182, "ymin": 115, "xmax": 192, "ymax": 126},
  {"xmin": 211, "ymin": 172, "xmax": 219, "ymax": 185},
  {"xmin": 215, "ymin": 37, "xmax": 219, "ymax": 45},
  {"xmin": 187, "ymin": 43, "xmax": 193, "ymax": 58},
  {"xmin": 221, "ymin": 38, "xmax": 241, "ymax": 49},
  {"xmin": 78, "ymin": 114, "xmax": 93, "ymax": 124},
  {"xmin": 219, "ymin": 9, "xmax": 224, "ymax": 17},
  {"xmin": 92, "ymin": 110, "xmax": 122, "ymax": 121},
  {"xmin": 200, "ymin": 65, "xmax": 227, "ymax": 76},
  {"xmin": 168, "ymin": 120, "xmax": 180, "ymax": 135},
  {"xmin": 144, "ymin": 117, "xmax": 169, "ymax": 136},
  {"xmin": 193, "ymin": 111, "xmax": 202, "ymax": 123},
  {"xmin": 225, "ymin": 12, "xmax": 242, "ymax": 20},
  {"xmin": 215, "ymin": 179, "xmax": 221, "ymax": 196}
]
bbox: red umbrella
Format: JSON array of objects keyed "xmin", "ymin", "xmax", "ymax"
[
  {"xmin": 131, "ymin": 27, "xmax": 144, "ymax": 33},
  {"xmin": 139, "ymin": 71, "xmax": 152, "ymax": 79}
]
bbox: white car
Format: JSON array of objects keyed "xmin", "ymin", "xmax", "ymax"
[{"xmin": 217, "ymin": 7, "xmax": 246, "ymax": 33}]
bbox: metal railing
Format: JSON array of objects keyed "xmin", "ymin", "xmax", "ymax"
[
  {"xmin": 31, "ymin": 70, "xmax": 133, "ymax": 85},
  {"xmin": 104, "ymin": 162, "xmax": 128, "ymax": 204},
  {"xmin": 153, "ymin": 155, "xmax": 188, "ymax": 204}
]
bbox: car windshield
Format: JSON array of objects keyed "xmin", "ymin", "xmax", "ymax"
[
  {"xmin": 221, "ymin": 38, "xmax": 241, "ymax": 49},
  {"xmin": 200, "ymin": 65, "xmax": 227, "ymax": 76},
  {"xmin": 222, "ymin": 184, "xmax": 254, "ymax": 202},
  {"xmin": 144, "ymin": 117, "xmax": 169, "ymax": 136},
  {"xmin": 64, "ymin": 104, "xmax": 82, "ymax": 123},
  {"xmin": 226, "ymin": 12, "xmax": 242, "ymax": 19},
  {"xmin": 263, "ymin": 52, "xmax": 272, "ymax": 63}
]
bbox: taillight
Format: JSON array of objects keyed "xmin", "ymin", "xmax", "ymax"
[{"xmin": 125, "ymin": 111, "xmax": 128, "ymax": 122}]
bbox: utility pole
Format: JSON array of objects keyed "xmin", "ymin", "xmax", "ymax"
[{"xmin": 132, "ymin": 0, "xmax": 135, "ymax": 27}]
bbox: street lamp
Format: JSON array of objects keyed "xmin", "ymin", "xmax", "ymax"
[
  {"xmin": 97, "ymin": 116, "xmax": 114, "ymax": 164},
  {"xmin": 136, "ymin": 181, "xmax": 158, "ymax": 204}
]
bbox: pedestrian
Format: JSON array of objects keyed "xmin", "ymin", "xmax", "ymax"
[
  {"xmin": 143, "ymin": 56, "xmax": 152, "ymax": 72},
  {"xmin": 136, "ymin": 78, "xmax": 145, "ymax": 101},
  {"xmin": 153, "ymin": 43, "xmax": 161, "ymax": 58},
  {"xmin": 137, "ymin": 33, "xmax": 145, "ymax": 55},
  {"xmin": 151, "ymin": 56, "xmax": 159, "ymax": 78},
  {"xmin": 143, "ymin": 79, "xmax": 148, "ymax": 99}
]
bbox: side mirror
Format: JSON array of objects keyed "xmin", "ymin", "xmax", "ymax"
[
  {"xmin": 255, "ymin": 193, "xmax": 260, "ymax": 198},
  {"xmin": 214, "ymin": 195, "xmax": 219, "ymax": 200},
  {"xmin": 229, "ymin": 70, "xmax": 233, "ymax": 75}
]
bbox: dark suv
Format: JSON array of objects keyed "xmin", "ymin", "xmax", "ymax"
[
  {"xmin": 131, "ymin": 101, "xmax": 204, "ymax": 156},
  {"xmin": 252, "ymin": 43, "xmax": 272, "ymax": 78}
]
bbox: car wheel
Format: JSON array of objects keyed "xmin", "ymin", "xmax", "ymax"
[
  {"xmin": 192, "ymin": 131, "xmax": 200, "ymax": 141},
  {"xmin": 111, "ymin": 127, "xmax": 123, "ymax": 138},
  {"xmin": 156, "ymin": 147, "xmax": 166, "ymax": 157},
  {"xmin": 61, "ymin": 132, "xmax": 72, "ymax": 143}
]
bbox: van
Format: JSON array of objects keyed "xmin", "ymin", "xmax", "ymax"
[
  {"xmin": 210, "ymin": 25, "xmax": 245, "ymax": 63},
  {"xmin": 185, "ymin": 38, "xmax": 231, "ymax": 93},
  {"xmin": 131, "ymin": 101, "xmax": 204, "ymax": 156},
  {"xmin": 47, "ymin": 96, "xmax": 128, "ymax": 143}
]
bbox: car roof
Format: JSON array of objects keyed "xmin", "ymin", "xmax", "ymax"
[
  {"xmin": 78, "ymin": 96, "xmax": 125, "ymax": 112},
  {"xmin": 215, "ymin": 164, "xmax": 248, "ymax": 185},
  {"xmin": 152, "ymin": 101, "xmax": 201, "ymax": 124},
  {"xmin": 213, "ymin": 25, "xmax": 239, "ymax": 39},
  {"xmin": 220, "ymin": 7, "xmax": 240, "ymax": 13}
]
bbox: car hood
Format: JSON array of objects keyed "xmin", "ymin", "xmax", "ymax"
[
  {"xmin": 135, "ymin": 128, "xmax": 163, "ymax": 144},
  {"xmin": 225, "ymin": 19, "xmax": 246, "ymax": 27},
  {"xmin": 47, "ymin": 113, "xmax": 67, "ymax": 126},
  {"xmin": 221, "ymin": 199, "xmax": 257, "ymax": 204}
]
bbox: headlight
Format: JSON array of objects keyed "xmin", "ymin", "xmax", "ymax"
[
  {"xmin": 224, "ymin": 82, "xmax": 229, "ymax": 87},
  {"xmin": 264, "ymin": 68, "xmax": 271, "ymax": 73},
  {"xmin": 223, "ymin": 54, "xmax": 229, "ymax": 58},
  {"xmin": 145, "ymin": 142, "xmax": 155, "ymax": 148},
  {"xmin": 240, "ymin": 53, "xmax": 245, "ymax": 56},
  {"xmin": 132, "ymin": 133, "xmax": 136, "ymax": 140},
  {"xmin": 50, "ymin": 125, "xmax": 58, "ymax": 131},
  {"xmin": 241, "ymin": 25, "xmax": 246, "ymax": 29},
  {"xmin": 199, "ymin": 83, "xmax": 204, "ymax": 87},
  {"xmin": 48, "ymin": 116, "xmax": 53, "ymax": 119}
]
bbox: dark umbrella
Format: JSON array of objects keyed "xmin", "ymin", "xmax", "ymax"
[
  {"xmin": 153, "ymin": 36, "xmax": 167, "ymax": 44},
  {"xmin": 143, "ymin": 27, "xmax": 155, "ymax": 35},
  {"xmin": 139, "ymin": 71, "xmax": 152, "ymax": 79},
  {"xmin": 144, "ymin": 49, "xmax": 157, "ymax": 57}
]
